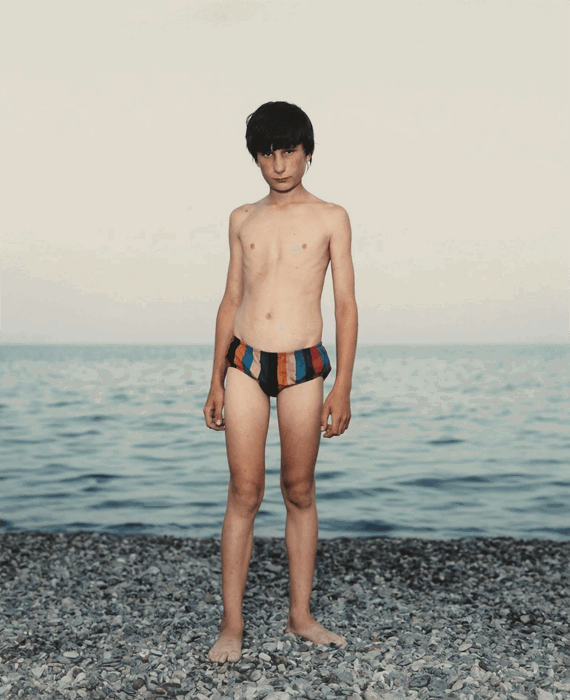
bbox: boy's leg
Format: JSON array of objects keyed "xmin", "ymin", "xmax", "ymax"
[
  {"xmin": 276, "ymin": 377, "xmax": 346, "ymax": 646},
  {"xmin": 209, "ymin": 367, "xmax": 271, "ymax": 663}
]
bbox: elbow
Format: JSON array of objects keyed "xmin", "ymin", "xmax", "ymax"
[
  {"xmin": 335, "ymin": 300, "xmax": 358, "ymax": 317},
  {"xmin": 222, "ymin": 294, "xmax": 242, "ymax": 310}
]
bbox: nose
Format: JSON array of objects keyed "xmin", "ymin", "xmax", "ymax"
[{"xmin": 273, "ymin": 153, "xmax": 286, "ymax": 174}]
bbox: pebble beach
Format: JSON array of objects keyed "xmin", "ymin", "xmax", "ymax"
[{"xmin": 1, "ymin": 532, "xmax": 569, "ymax": 700}]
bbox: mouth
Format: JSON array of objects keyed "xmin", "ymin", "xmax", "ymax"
[{"xmin": 274, "ymin": 177, "xmax": 289, "ymax": 182}]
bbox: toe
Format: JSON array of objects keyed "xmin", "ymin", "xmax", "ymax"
[{"xmin": 209, "ymin": 649, "xmax": 223, "ymax": 664}]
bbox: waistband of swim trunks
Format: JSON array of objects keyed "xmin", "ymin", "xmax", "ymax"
[{"xmin": 232, "ymin": 335, "xmax": 325, "ymax": 354}]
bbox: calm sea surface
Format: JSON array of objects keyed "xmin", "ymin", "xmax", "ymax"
[{"xmin": 0, "ymin": 343, "xmax": 568, "ymax": 541}]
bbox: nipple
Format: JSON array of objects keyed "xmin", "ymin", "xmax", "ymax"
[
  {"xmin": 266, "ymin": 313, "xmax": 272, "ymax": 319},
  {"xmin": 302, "ymin": 243, "xmax": 307, "ymax": 249},
  {"xmin": 250, "ymin": 243, "xmax": 255, "ymax": 249}
]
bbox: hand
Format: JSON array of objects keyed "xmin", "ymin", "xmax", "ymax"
[
  {"xmin": 321, "ymin": 387, "xmax": 351, "ymax": 438},
  {"xmin": 203, "ymin": 385, "xmax": 225, "ymax": 431}
]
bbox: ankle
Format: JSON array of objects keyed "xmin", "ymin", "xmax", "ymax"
[
  {"xmin": 220, "ymin": 616, "xmax": 244, "ymax": 632},
  {"xmin": 288, "ymin": 609, "xmax": 313, "ymax": 626}
]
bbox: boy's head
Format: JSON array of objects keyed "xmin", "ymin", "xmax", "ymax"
[{"xmin": 246, "ymin": 101, "xmax": 314, "ymax": 165}]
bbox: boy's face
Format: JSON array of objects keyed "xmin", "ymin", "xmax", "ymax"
[{"xmin": 256, "ymin": 143, "xmax": 311, "ymax": 193}]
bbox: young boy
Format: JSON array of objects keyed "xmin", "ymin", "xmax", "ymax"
[{"xmin": 203, "ymin": 101, "xmax": 358, "ymax": 664}]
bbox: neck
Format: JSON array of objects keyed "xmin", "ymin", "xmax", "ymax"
[{"xmin": 267, "ymin": 180, "xmax": 309, "ymax": 207}]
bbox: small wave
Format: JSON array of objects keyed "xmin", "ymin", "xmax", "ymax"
[
  {"xmin": 62, "ymin": 473, "xmax": 123, "ymax": 483},
  {"xmin": 49, "ymin": 401, "xmax": 84, "ymax": 408},
  {"xmin": 75, "ymin": 414, "xmax": 117, "ymax": 422},
  {"xmin": 3, "ymin": 437, "xmax": 56, "ymax": 445},
  {"xmin": 134, "ymin": 441, "xmax": 174, "ymax": 449},
  {"xmin": 316, "ymin": 470, "xmax": 344, "ymax": 482},
  {"xmin": 57, "ymin": 430, "xmax": 101, "ymax": 438},
  {"xmin": 91, "ymin": 499, "xmax": 148, "ymax": 510},
  {"xmin": 142, "ymin": 421, "xmax": 184, "ymax": 431},
  {"xmin": 43, "ymin": 462, "xmax": 72, "ymax": 472},
  {"xmin": 137, "ymin": 455, "xmax": 189, "ymax": 464},
  {"xmin": 428, "ymin": 438, "xmax": 466, "ymax": 445},
  {"xmin": 323, "ymin": 518, "xmax": 397, "ymax": 534},
  {"xmin": 12, "ymin": 492, "xmax": 70, "ymax": 500},
  {"xmin": 397, "ymin": 475, "xmax": 491, "ymax": 489}
]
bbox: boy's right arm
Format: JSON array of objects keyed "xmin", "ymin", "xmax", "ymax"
[{"xmin": 203, "ymin": 207, "xmax": 246, "ymax": 431}]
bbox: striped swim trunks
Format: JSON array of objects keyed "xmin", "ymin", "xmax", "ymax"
[{"xmin": 225, "ymin": 334, "xmax": 332, "ymax": 398}]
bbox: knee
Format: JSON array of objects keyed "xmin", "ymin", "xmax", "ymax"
[
  {"xmin": 281, "ymin": 477, "xmax": 315, "ymax": 510},
  {"xmin": 229, "ymin": 479, "xmax": 264, "ymax": 515}
]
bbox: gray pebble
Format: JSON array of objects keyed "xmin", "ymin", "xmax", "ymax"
[
  {"xmin": 409, "ymin": 674, "xmax": 430, "ymax": 688},
  {"xmin": 1, "ymin": 532, "xmax": 569, "ymax": 700}
]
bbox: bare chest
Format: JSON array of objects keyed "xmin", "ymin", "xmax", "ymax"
[{"xmin": 239, "ymin": 211, "xmax": 330, "ymax": 279}]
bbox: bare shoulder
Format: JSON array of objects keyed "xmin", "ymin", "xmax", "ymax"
[
  {"xmin": 312, "ymin": 201, "xmax": 351, "ymax": 242},
  {"xmin": 230, "ymin": 199, "xmax": 267, "ymax": 229},
  {"xmin": 230, "ymin": 202, "xmax": 253, "ymax": 227},
  {"xmin": 309, "ymin": 197, "xmax": 349, "ymax": 220},
  {"xmin": 324, "ymin": 201, "xmax": 349, "ymax": 219}
]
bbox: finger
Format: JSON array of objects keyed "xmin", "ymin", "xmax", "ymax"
[
  {"xmin": 206, "ymin": 411, "xmax": 224, "ymax": 430},
  {"xmin": 321, "ymin": 406, "xmax": 331, "ymax": 431},
  {"xmin": 327, "ymin": 418, "xmax": 339, "ymax": 436}
]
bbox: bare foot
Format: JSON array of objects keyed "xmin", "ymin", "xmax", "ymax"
[
  {"xmin": 285, "ymin": 617, "xmax": 346, "ymax": 647},
  {"xmin": 208, "ymin": 625, "xmax": 243, "ymax": 664}
]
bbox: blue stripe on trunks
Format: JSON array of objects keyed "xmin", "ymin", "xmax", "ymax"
[
  {"xmin": 242, "ymin": 343, "xmax": 254, "ymax": 376},
  {"xmin": 294, "ymin": 348, "xmax": 307, "ymax": 381}
]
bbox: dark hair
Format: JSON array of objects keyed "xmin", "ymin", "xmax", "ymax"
[{"xmin": 245, "ymin": 101, "xmax": 314, "ymax": 162}]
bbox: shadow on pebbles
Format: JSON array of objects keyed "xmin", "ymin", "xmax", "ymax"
[{"xmin": 0, "ymin": 532, "xmax": 569, "ymax": 700}]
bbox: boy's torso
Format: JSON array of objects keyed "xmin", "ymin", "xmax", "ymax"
[{"xmin": 233, "ymin": 195, "xmax": 335, "ymax": 353}]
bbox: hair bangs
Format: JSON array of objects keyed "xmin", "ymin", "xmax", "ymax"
[{"xmin": 245, "ymin": 101, "xmax": 314, "ymax": 161}]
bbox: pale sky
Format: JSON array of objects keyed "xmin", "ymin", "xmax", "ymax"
[{"xmin": 1, "ymin": 0, "xmax": 568, "ymax": 345}]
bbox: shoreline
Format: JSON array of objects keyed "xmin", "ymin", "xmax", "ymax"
[{"xmin": 1, "ymin": 532, "xmax": 569, "ymax": 699}]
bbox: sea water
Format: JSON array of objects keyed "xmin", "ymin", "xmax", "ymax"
[{"xmin": 1, "ymin": 343, "xmax": 568, "ymax": 540}]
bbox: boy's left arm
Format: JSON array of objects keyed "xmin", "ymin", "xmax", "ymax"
[{"xmin": 321, "ymin": 206, "xmax": 358, "ymax": 439}]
